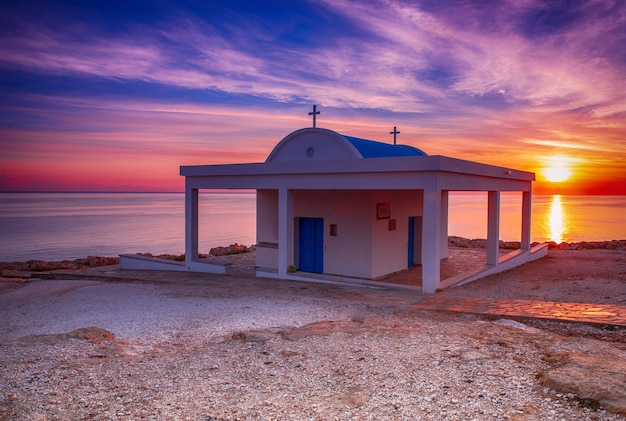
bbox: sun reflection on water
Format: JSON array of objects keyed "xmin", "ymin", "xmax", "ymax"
[{"xmin": 549, "ymin": 195, "xmax": 566, "ymax": 243}]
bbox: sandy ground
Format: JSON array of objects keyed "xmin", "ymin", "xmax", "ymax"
[
  {"xmin": 0, "ymin": 249, "xmax": 625, "ymax": 420},
  {"xmin": 437, "ymin": 249, "xmax": 626, "ymax": 305}
]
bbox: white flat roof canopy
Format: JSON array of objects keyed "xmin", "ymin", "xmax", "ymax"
[{"xmin": 181, "ymin": 154, "xmax": 534, "ymax": 192}]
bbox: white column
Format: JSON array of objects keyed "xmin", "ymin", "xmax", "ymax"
[
  {"xmin": 487, "ymin": 190, "xmax": 500, "ymax": 265},
  {"xmin": 185, "ymin": 187, "xmax": 199, "ymax": 269},
  {"xmin": 277, "ymin": 188, "xmax": 294, "ymax": 276},
  {"xmin": 521, "ymin": 190, "xmax": 532, "ymax": 251},
  {"xmin": 422, "ymin": 187, "xmax": 441, "ymax": 293},
  {"xmin": 440, "ymin": 190, "xmax": 449, "ymax": 259}
]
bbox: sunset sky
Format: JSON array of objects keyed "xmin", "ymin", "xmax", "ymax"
[{"xmin": 1, "ymin": 0, "xmax": 625, "ymax": 194}]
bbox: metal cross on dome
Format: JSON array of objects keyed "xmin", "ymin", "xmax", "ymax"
[
  {"xmin": 390, "ymin": 126, "xmax": 400, "ymax": 145},
  {"xmin": 309, "ymin": 104, "xmax": 320, "ymax": 128}
]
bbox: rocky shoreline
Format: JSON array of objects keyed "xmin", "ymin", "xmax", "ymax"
[
  {"xmin": 448, "ymin": 236, "xmax": 626, "ymax": 250},
  {"xmin": 0, "ymin": 256, "xmax": 120, "ymax": 273},
  {"xmin": 2, "ymin": 238, "xmax": 625, "ymax": 273},
  {"xmin": 0, "ymin": 243, "xmax": 256, "ymax": 273}
]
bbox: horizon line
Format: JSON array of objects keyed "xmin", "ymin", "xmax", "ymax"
[{"xmin": 1, "ymin": 190, "xmax": 625, "ymax": 196}]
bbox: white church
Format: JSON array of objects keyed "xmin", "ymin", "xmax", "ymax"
[{"xmin": 121, "ymin": 108, "xmax": 547, "ymax": 293}]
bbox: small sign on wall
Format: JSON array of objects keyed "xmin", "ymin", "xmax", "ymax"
[
  {"xmin": 376, "ymin": 202, "xmax": 390, "ymax": 219},
  {"xmin": 388, "ymin": 219, "xmax": 396, "ymax": 231}
]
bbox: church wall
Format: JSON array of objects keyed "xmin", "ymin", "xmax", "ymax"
[
  {"xmin": 292, "ymin": 190, "xmax": 373, "ymax": 278},
  {"xmin": 256, "ymin": 189, "xmax": 279, "ymax": 270},
  {"xmin": 290, "ymin": 189, "xmax": 423, "ymax": 279},
  {"xmin": 370, "ymin": 190, "xmax": 424, "ymax": 279}
]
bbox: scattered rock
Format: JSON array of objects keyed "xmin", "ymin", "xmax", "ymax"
[
  {"xmin": 139, "ymin": 252, "xmax": 186, "ymax": 261},
  {"xmin": 459, "ymin": 349, "xmax": 492, "ymax": 361},
  {"xmin": 230, "ymin": 331, "xmax": 266, "ymax": 344},
  {"xmin": 495, "ymin": 319, "xmax": 542, "ymax": 333},
  {"xmin": 23, "ymin": 327, "xmax": 116, "ymax": 345},
  {"xmin": 279, "ymin": 320, "xmax": 363, "ymax": 340},
  {"xmin": 67, "ymin": 327, "xmax": 116, "ymax": 344},
  {"xmin": 324, "ymin": 387, "xmax": 369, "ymax": 407},
  {"xmin": 539, "ymin": 352, "xmax": 626, "ymax": 414},
  {"xmin": 209, "ymin": 243, "xmax": 254, "ymax": 256}
]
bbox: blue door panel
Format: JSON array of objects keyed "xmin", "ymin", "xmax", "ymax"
[
  {"xmin": 299, "ymin": 218, "xmax": 315, "ymax": 272},
  {"xmin": 313, "ymin": 218, "xmax": 323, "ymax": 273},
  {"xmin": 299, "ymin": 218, "xmax": 323, "ymax": 273}
]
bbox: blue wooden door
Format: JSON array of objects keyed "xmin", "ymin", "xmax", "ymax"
[
  {"xmin": 408, "ymin": 217, "xmax": 415, "ymax": 266},
  {"xmin": 299, "ymin": 218, "xmax": 323, "ymax": 273}
]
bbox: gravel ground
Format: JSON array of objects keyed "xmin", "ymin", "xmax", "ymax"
[{"xmin": 0, "ymin": 249, "xmax": 625, "ymax": 420}]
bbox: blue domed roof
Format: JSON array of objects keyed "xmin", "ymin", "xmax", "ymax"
[
  {"xmin": 343, "ymin": 136, "xmax": 427, "ymax": 158},
  {"xmin": 266, "ymin": 128, "xmax": 427, "ymax": 163}
]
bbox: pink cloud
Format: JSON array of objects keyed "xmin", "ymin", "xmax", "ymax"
[{"xmin": 0, "ymin": 1, "xmax": 624, "ymax": 193}]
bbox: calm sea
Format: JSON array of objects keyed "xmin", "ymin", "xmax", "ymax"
[{"xmin": 1, "ymin": 192, "xmax": 625, "ymax": 262}]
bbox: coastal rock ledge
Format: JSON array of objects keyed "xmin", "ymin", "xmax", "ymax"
[
  {"xmin": 544, "ymin": 239, "xmax": 626, "ymax": 250},
  {"xmin": 209, "ymin": 243, "xmax": 255, "ymax": 256},
  {"xmin": 447, "ymin": 236, "xmax": 626, "ymax": 250},
  {"xmin": 0, "ymin": 256, "xmax": 119, "ymax": 272}
]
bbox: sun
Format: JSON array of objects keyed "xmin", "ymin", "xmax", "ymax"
[
  {"xmin": 544, "ymin": 166, "xmax": 572, "ymax": 182},
  {"xmin": 542, "ymin": 156, "xmax": 573, "ymax": 182}
]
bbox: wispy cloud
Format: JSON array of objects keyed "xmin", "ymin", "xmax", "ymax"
[
  {"xmin": 2, "ymin": 0, "xmax": 623, "ymax": 114},
  {"xmin": 0, "ymin": 0, "xmax": 624, "ymax": 192}
]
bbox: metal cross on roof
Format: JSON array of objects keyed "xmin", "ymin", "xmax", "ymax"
[
  {"xmin": 309, "ymin": 104, "xmax": 320, "ymax": 128},
  {"xmin": 390, "ymin": 126, "xmax": 400, "ymax": 145}
]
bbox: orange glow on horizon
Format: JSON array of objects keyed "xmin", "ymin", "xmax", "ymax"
[{"xmin": 1, "ymin": 111, "xmax": 624, "ymax": 194}]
